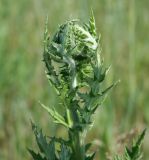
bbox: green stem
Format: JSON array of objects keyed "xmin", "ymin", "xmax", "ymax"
[
  {"xmin": 69, "ymin": 130, "xmax": 82, "ymax": 159},
  {"xmin": 69, "ymin": 128, "xmax": 85, "ymax": 160},
  {"xmin": 68, "ymin": 97, "xmax": 85, "ymax": 160}
]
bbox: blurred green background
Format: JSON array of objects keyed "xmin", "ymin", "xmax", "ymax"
[{"xmin": 0, "ymin": 0, "xmax": 148, "ymax": 159}]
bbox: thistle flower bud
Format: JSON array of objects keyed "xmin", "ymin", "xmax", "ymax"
[
  {"xmin": 50, "ymin": 20, "xmax": 98, "ymax": 59},
  {"xmin": 72, "ymin": 24, "xmax": 98, "ymax": 51}
]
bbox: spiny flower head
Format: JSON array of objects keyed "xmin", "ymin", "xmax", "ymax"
[
  {"xmin": 44, "ymin": 13, "xmax": 100, "ymax": 94},
  {"xmin": 51, "ymin": 17, "xmax": 98, "ymax": 59}
]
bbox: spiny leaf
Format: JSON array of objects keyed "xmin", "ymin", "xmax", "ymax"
[
  {"xmin": 101, "ymin": 80, "xmax": 120, "ymax": 96},
  {"xmin": 31, "ymin": 123, "xmax": 56, "ymax": 160},
  {"xmin": 125, "ymin": 129, "xmax": 146, "ymax": 160},
  {"xmin": 86, "ymin": 152, "xmax": 96, "ymax": 160},
  {"xmin": 28, "ymin": 149, "xmax": 46, "ymax": 160},
  {"xmin": 85, "ymin": 143, "xmax": 92, "ymax": 152},
  {"xmin": 59, "ymin": 143, "xmax": 71, "ymax": 160},
  {"xmin": 113, "ymin": 129, "xmax": 146, "ymax": 160},
  {"xmin": 89, "ymin": 9, "xmax": 96, "ymax": 37},
  {"xmin": 39, "ymin": 102, "xmax": 69, "ymax": 128}
]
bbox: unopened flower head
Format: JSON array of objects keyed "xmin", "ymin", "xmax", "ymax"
[
  {"xmin": 72, "ymin": 24, "xmax": 97, "ymax": 51},
  {"xmin": 51, "ymin": 20, "xmax": 98, "ymax": 58}
]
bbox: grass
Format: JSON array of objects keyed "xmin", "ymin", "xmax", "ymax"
[{"xmin": 0, "ymin": 0, "xmax": 148, "ymax": 159}]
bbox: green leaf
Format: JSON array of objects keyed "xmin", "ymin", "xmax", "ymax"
[
  {"xmin": 85, "ymin": 143, "xmax": 92, "ymax": 152},
  {"xmin": 59, "ymin": 143, "xmax": 71, "ymax": 160},
  {"xmin": 113, "ymin": 129, "xmax": 146, "ymax": 160},
  {"xmin": 31, "ymin": 123, "xmax": 56, "ymax": 160},
  {"xmin": 89, "ymin": 9, "xmax": 96, "ymax": 37},
  {"xmin": 28, "ymin": 149, "xmax": 46, "ymax": 160},
  {"xmin": 86, "ymin": 152, "xmax": 96, "ymax": 160},
  {"xmin": 125, "ymin": 129, "xmax": 146, "ymax": 160},
  {"xmin": 101, "ymin": 80, "xmax": 120, "ymax": 96},
  {"xmin": 93, "ymin": 65, "xmax": 110, "ymax": 83},
  {"xmin": 40, "ymin": 102, "xmax": 69, "ymax": 128},
  {"xmin": 91, "ymin": 81, "xmax": 100, "ymax": 96}
]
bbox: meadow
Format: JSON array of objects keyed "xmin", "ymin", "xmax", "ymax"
[{"xmin": 0, "ymin": 0, "xmax": 148, "ymax": 159}]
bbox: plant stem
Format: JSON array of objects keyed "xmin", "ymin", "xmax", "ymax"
[
  {"xmin": 69, "ymin": 129, "xmax": 84, "ymax": 160},
  {"xmin": 65, "ymin": 52, "xmax": 85, "ymax": 159},
  {"xmin": 68, "ymin": 92, "xmax": 85, "ymax": 159}
]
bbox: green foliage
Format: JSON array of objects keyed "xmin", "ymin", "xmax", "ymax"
[
  {"xmin": 114, "ymin": 129, "xmax": 146, "ymax": 160},
  {"xmin": 30, "ymin": 13, "xmax": 115, "ymax": 160},
  {"xmin": 29, "ymin": 13, "xmax": 146, "ymax": 160},
  {"xmin": 28, "ymin": 123, "xmax": 69, "ymax": 160}
]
